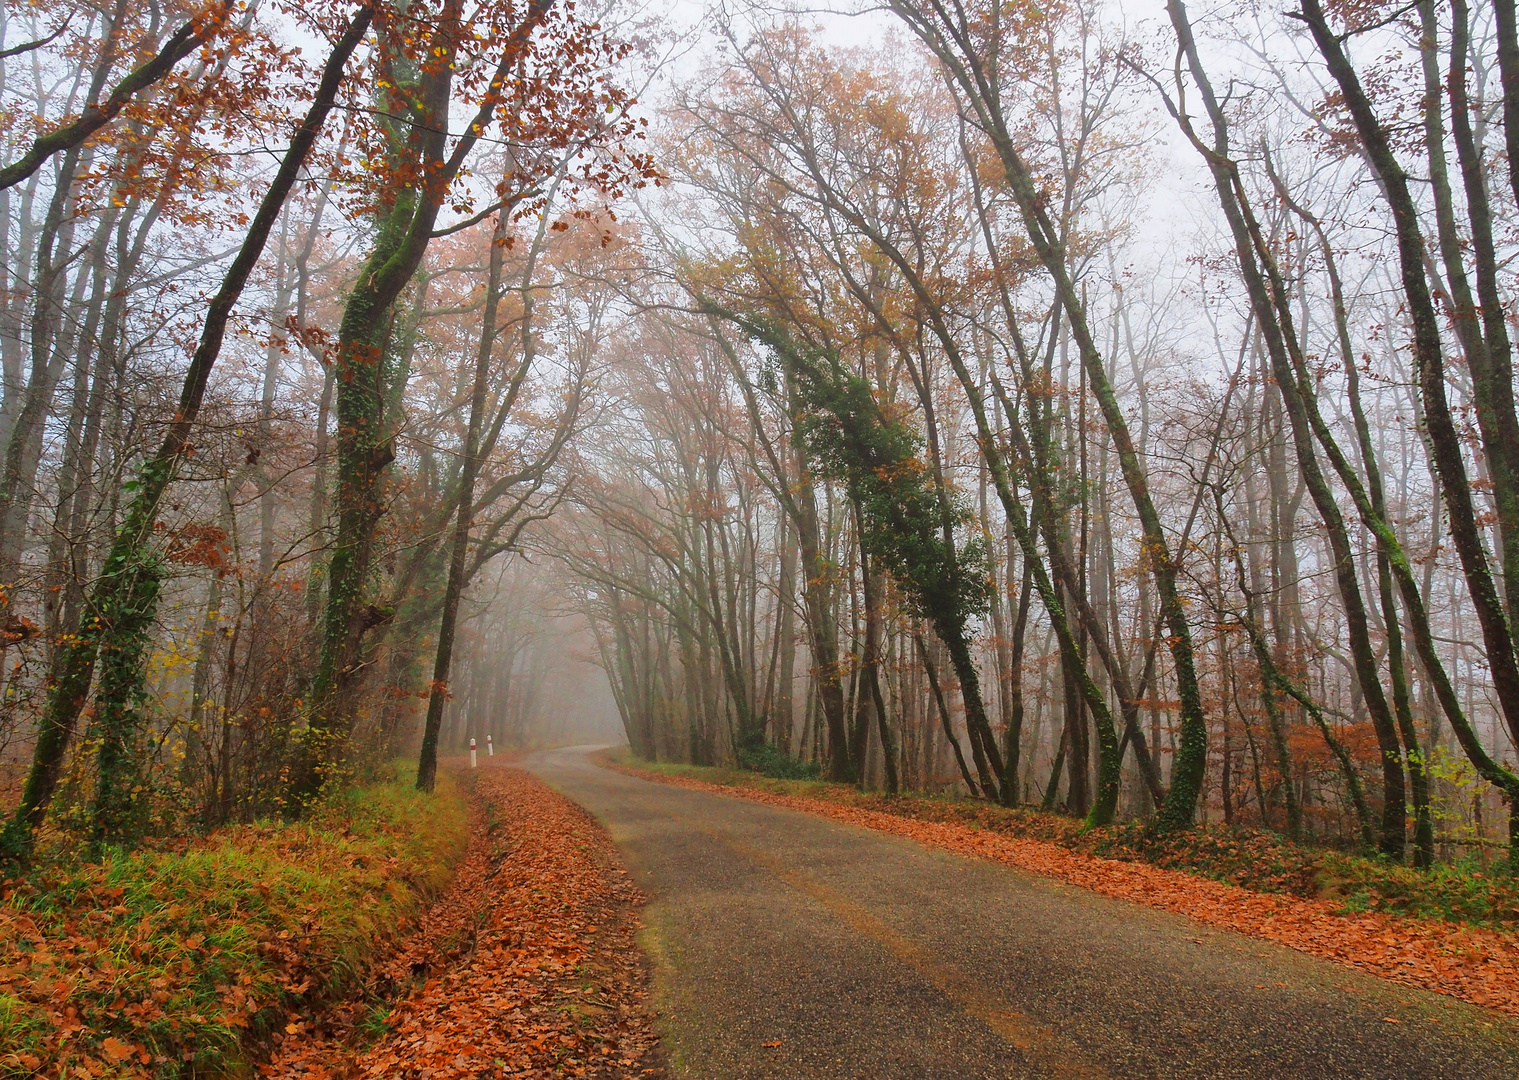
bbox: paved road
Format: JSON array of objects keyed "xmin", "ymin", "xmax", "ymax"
[{"xmin": 521, "ymin": 746, "xmax": 1519, "ymax": 1079}]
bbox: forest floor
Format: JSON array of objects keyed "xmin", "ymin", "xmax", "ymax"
[
  {"xmin": 533, "ymin": 744, "xmax": 1519, "ymax": 1079},
  {"xmin": 0, "ymin": 770, "xmax": 469, "ymax": 1079},
  {"xmin": 603, "ymin": 751, "xmax": 1519, "ymax": 1021},
  {"xmin": 262, "ymin": 765, "xmax": 666, "ymax": 1080},
  {"xmin": 0, "ymin": 764, "xmax": 665, "ymax": 1080}
]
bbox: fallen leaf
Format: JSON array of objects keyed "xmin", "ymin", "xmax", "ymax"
[
  {"xmin": 261, "ymin": 769, "xmax": 667, "ymax": 1080},
  {"xmin": 101, "ymin": 1036, "xmax": 135, "ymax": 1062}
]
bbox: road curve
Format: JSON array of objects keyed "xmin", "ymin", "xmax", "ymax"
[{"xmin": 520, "ymin": 746, "xmax": 1519, "ymax": 1080}]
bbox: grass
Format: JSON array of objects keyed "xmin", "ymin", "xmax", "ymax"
[
  {"xmin": 0, "ymin": 766, "xmax": 470, "ymax": 1079},
  {"xmin": 1316, "ymin": 851, "xmax": 1519, "ymax": 925},
  {"xmin": 612, "ymin": 751, "xmax": 1519, "ymax": 930}
]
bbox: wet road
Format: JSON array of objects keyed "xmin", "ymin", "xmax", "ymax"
[{"xmin": 521, "ymin": 746, "xmax": 1519, "ymax": 1079}]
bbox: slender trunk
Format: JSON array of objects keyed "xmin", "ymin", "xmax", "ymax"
[
  {"xmin": 1445, "ymin": 0, "xmax": 1519, "ymax": 629},
  {"xmin": 1298, "ymin": 0, "xmax": 1519, "ymax": 859},
  {"xmin": 791, "ymin": 415, "xmax": 850, "ymax": 780},
  {"xmin": 917, "ymin": 630, "xmax": 978, "ymax": 795},
  {"xmin": 416, "ymin": 216, "xmax": 509, "ymax": 792},
  {"xmin": 1404, "ymin": 6, "xmax": 1515, "ymax": 688},
  {"xmin": 185, "ymin": 570, "xmax": 225, "ymax": 810},
  {"xmin": 1002, "ymin": 548, "xmax": 1032, "ymax": 803},
  {"xmin": 0, "ymin": 12, "xmax": 370, "ymax": 857},
  {"xmin": 856, "ymin": 522, "xmax": 897, "ymax": 792},
  {"xmin": 1169, "ymin": 0, "xmax": 1406, "ymax": 855},
  {"xmin": 777, "ymin": 514, "xmax": 797, "ymax": 755},
  {"xmin": 0, "ymin": 143, "xmax": 87, "ymax": 589},
  {"xmin": 303, "ymin": 0, "xmax": 553, "ymax": 799},
  {"xmin": 887, "ymin": 1, "xmax": 1208, "ymax": 827},
  {"xmin": 1218, "ymin": 490, "xmax": 1306, "ymax": 839},
  {"xmin": 1270, "ymin": 153, "xmax": 1437, "ymax": 866}
]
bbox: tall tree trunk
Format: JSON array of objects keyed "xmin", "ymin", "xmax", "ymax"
[
  {"xmin": 776, "ymin": 513, "xmax": 797, "ymax": 755},
  {"xmin": 1265, "ymin": 151, "xmax": 1437, "ymax": 866},
  {"xmin": 0, "ymin": 11, "xmax": 370, "ymax": 857},
  {"xmin": 302, "ymin": 0, "xmax": 554, "ymax": 800},
  {"xmin": 886, "ymin": 0, "xmax": 1210, "ymax": 829},
  {"xmin": 917, "ymin": 630, "xmax": 978, "ymax": 794},
  {"xmin": 1169, "ymin": 0, "xmax": 1408, "ymax": 855},
  {"xmin": 1297, "ymin": 0, "xmax": 1519, "ymax": 859},
  {"xmin": 857, "ymin": 529, "xmax": 897, "ymax": 793},
  {"xmin": 415, "ymin": 223, "xmax": 499, "ymax": 788}
]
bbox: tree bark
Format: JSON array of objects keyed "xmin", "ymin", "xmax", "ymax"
[
  {"xmin": 0, "ymin": 9, "xmax": 370, "ymax": 857},
  {"xmin": 417, "ymin": 215, "xmax": 509, "ymax": 793}
]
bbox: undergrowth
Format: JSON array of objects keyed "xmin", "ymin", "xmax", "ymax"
[
  {"xmin": 734, "ymin": 737, "xmax": 822, "ymax": 781},
  {"xmin": 0, "ymin": 766, "xmax": 469, "ymax": 1079},
  {"xmin": 613, "ymin": 751, "xmax": 1519, "ymax": 930}
]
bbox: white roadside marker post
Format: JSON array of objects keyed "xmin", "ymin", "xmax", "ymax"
[
  {"xmin": 487, "ymin": 734, "xmax": 494, "ymax": 757},
  {"xmin": 469, "ymin": 737, "xmax": 477, "ymax": 769}
]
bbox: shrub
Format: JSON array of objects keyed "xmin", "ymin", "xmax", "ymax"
[
  {"xmin": 1316, "ymin": 850, "xmax": 1519, "ymax": 925},
  {"xmin": 735, "ymin": 738, "xmax": 822, "ymax": 781}
]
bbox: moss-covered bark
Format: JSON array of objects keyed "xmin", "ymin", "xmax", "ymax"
[
  {"xmin": 296, "ymin": 196, "xmax": 417, "ymax": 799},
  {"xmin": 0, "ymin": 14, "xmax": 371, "ymax": 858},
  {"xmin": 295, "ymin": 0, "xmax": 557, "ymax": 804},
  {"xmin": 731, "ymin": 315, "xmax": 1006, "ymax": 798}
]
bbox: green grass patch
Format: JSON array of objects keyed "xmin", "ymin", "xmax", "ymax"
[
  {"xmin": 612, "ymin": 750, "xmax": 1519, "ymax": 930},
  {"xmin": 1315, "ymin": 852, "xmax": 1519, "ymax": 925},
  {"xmin": 0, "ymin": 767, "xmax": 469, "ymax": 1078}
]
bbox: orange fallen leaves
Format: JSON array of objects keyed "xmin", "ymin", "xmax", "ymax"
[
  {"xmin": 619, "ymin": 764, "xmax": 1519, "ymax": 1019},
  {"xmin": 262, "ymin": 767, "xmax": 665, "ymax": 1079},
  {"xmin": 99, "ymin": 1036, "xmax": 137, "ymax": 1063}
]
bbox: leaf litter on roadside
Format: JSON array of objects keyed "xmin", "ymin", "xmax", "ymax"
[
  {"xmin": 613, "ymin": 762, "xmax": 1519, "ymax": 1019},
  {"xmin": 261, "ymin": 767, "xmax": 666, "ymax": 1079}
]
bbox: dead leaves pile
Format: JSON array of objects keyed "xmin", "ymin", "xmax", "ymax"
[
  {"xmin": 619, "ymin": 764, "xmax": 1519, "ymax": 1018},
  {"xmin": 262, "ymin": 767, "xmax": 666, "ymax": 1080}
]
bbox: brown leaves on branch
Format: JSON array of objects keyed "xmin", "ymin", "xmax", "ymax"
[
  {"xmin": 338, "ymin": 0, "xmax": 658, "ymax": 225},
  {"xmin": 164, "ymin": 522, "xmax": 232, "ymax": 571}
]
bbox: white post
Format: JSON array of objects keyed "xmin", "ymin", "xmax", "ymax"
[
  {"xmin": 469, "ymin": 737, "xmax": 477, "ymax": 769},
  {"xmin": 486, "ymin": 734, "xmax": 494, "ymax": 757}
]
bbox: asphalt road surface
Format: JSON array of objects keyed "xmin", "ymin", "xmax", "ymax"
[{"xmin": 521, "ymin": 746, "xmax": 1519, "ymax": 1079}]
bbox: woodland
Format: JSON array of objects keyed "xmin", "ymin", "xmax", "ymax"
[{"xmin": 1, "ymin": 0, "xmax": 1519, "ymax": 882}]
